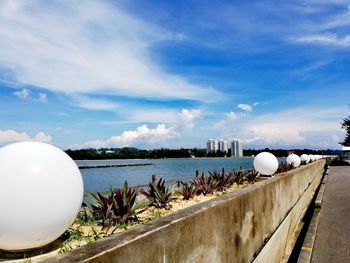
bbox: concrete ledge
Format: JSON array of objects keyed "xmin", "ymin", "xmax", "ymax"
[
  {"xmin": 45, "ymin": 161, "xmax": 325, "ymax": 263},
  {"xmin": 315, "ymin": 184, "xmax": 325, "ymax": 208},
  {"xmin": 297, "ymin": 209, "xmax": 321, "ymax": 263},
  {"xmin": 253, "ymin": 165, "xmax": 322, "ymax": 263},
  {"xmin": 322, "ymin": 174, "xmax": 328, "ymax": 184}
]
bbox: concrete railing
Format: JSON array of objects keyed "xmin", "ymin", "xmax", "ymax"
[{"xmin": 47, "ymin": 160, "xmax": 325, "ymax": 263}]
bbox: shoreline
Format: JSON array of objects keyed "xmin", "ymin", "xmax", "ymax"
[{"xmin": 78, "ymin": 163, "xmax": 153, "ymax": 169}]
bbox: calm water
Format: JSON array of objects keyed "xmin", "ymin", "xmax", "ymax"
[{"xmin": 76, "ymin": 157, "xmax": 254, "ymax": 194}]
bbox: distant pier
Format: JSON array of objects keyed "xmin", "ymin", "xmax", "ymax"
[{"xmin": 78, "ymin": 163, "xmax": 153, "ymax": 169}]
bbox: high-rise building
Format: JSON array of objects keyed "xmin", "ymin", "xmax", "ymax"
[
  {"xmin": 218, "ymin": 140, "xmax": 228, "ymax": 153},
  {"xmin": 207, "ymin": 139, "xmax": 219, "ymax": 153},
  {"xmin": 231, "ymin": 139, "xmax": 243, "ymax": 157},
  {"xmin": 207, "ymin": 139, "xmax": 228, "ymax": 154}
]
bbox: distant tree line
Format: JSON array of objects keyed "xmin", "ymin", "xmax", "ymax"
[
  {"xmin": 65, "ymin": 147, "xmax": 340, "ymax": 160},
  {"xmin": 65, "ymin": 147, "xmax": 207, "ymax": 160}
]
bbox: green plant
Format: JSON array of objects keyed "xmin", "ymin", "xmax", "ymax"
[
  {"xmin": 142, "ymin": 210, "xmax": 162, "ymax": 225},
  {"xmin": 329, "ymin": 157, "xmax": 350, "ymax": 166},
  {"xmin": 88, "ymin": 226, "xmax": 113, "ymax": 242},
  {"xmin": 59, "ymin": 227, "xmax": 85, "ymax": 253},
  {"xmin": 191, "ymin": 174, "xmax": 218, "ymax": 195},
  {"xmin": 210, "ymin": 168, "xmax": 236, "ymax": 191},
  {"xmin": 74, "ymin": 207, "xmax": 94, "ymax": 225},
  {"xmin": 340, "ymin": 115, "xmax": 350, "ymax": 146},
  {"xmin": 141, "ymin": 177, "xmax": 173, "ymax": 209},
  {"xmin": 88, "ymin": 181, "xmax": 150, "ymax": 227},
  {"xmin": 245, "ymin": 169, "xmax": 259, "ymax": 183},
  {"xmin": 87, "ymin": 192, "xmax": 114, "ymax": 227},
  {"xmin": 276, "ymin": 162, "xmax": 294, "ymax": 173},
  {"xmin": 177, "ymin": 181, "xmax": 197, "ymax": 200},
  {"xmin": 232, "ymin": 170, "xmax": 245, "ymax": 185}
]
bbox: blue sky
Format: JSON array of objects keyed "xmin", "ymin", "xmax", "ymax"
[{"xmin": 0, "ymin": 0, "xmax": 349, "ymax": 150}]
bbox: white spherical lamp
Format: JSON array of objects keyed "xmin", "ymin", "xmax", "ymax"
[
  {"xmin": 0, "ymin": 142, "xmax": 84, "ymax": 251},
  {"xmin": 286, "ymin": 154, "xmax": 301, "ymax": 167},
  {"xmin": 253, "ymin": 152, "xmax": 279, "ymax": 176},
  {"xmin": 300, "ymin": 154, "xmax": 310, "ymax": 163},
  {"xmin": 309, "ymin": 154, "xmax": 315, "ymax": 162}
]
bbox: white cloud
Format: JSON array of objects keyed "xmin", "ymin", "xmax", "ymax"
[
  {"xmin": 35, "ymin": 93, "xmax": 48, "ymax": 103},
  {"xmin": 100, "ymin": 107, "xmax": 202, "ymax": 128},
  {"xmin": 179, "ymin": 109, "xmax": 202, "ymax": 129},
  {"xmin": 81, "ymin": 124, "xmax": 178, "ymax": 148},
  {"xmin": 124, "ymin": 109, "xmax": 179, "ymax": 124},
  {"xmin": 237, "ymin": 103, "xmax": 253, "ymax": 112},
  {"xmin": 0, "ymin": 0, "xmax": 220, "ymax": 102},
  {"xmin": 71, "ymin": 95, "xmax": 119, "ymax": 111},
  {"xmin": 12, "ymin": 88, "xmax": 48, "ymax": 103},
  {"xmin": 226, "ymin": 111, "xmax": 239, "ymax": 121},
  {"xmin": 214, "ymin": 111, "xmax": 241, "ymax": 128},
  {"xmin": 33, "ymin": 132, "xmax": 52, "ymax": 143},
  {"xmin": 13, "ymin": 88, "xmax": 30, "ymax": 100},
  {"xmin": 0, "ymin": 130, "xmax": 51, "ymax": 146},
  {"xmin": 294, "ymin": 34, "xmax": 350, "ymax": 47},
  {"xmin": 236, "ymin": 106, "xmax": 346, "ymax": 149}
]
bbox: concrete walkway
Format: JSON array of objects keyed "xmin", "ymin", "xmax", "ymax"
[{"xmin": 312, "ymin": 166, "xmax": 350, "ymax": 262}]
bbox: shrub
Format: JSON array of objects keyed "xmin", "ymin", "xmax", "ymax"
[
  {"xmin": 329, "ymin": 157, "xmax": 350, "ymax": 166},
  {"xmin": 210, "ymin": 169, "xmax": 231, "ymax": 191},
  {"xmin": 245, "ymin": 169, "xmax": 259, "ymax": 183},
  {"xmin": 88, "ymin": 181, "xmax": 149, "ymax": 227},
  {"xmin": 276, "ymin": 161, "xmax": 294, "ymax": 173},
  {"xmin": 191, "ymin": 173, "xmax": 218, "ymax": 195},
  {"xmin": 177, "ymin": 181, "xmax": 197, "ymax": 200},
  {"xmin": 141, "ymin": 177, "xmax": 173, "ymax": 209}
]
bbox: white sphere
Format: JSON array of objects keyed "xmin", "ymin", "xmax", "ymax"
[
  {"xmin": 300, "ymin": 154, "xmax": 310, "ymax": 163},
  {"xmin": 309, "ymin": 154, "xmax": 315, "ymax": 162},
  {"xmin": 0, "ymin": 142, "xmax": 84, "ymax": 251},
  {"xmin": 286, "ymin": 154, "xmax": 301, "ymax": 167},
  {"xmin": 253, "ymin": 152, "xmax": 279, "ymax": 176}
]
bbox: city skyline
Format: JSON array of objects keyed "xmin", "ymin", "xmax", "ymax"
[
  {"xmin": 207, "ymin": 138, "xmax": 243, "ymax": 157},
  {"xmin": 1, "ymin": 1, "xmax": 350, "ymax": 150}
]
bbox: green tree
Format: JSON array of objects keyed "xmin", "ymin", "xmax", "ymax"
[{"xmin": 340, "ymin": 115, "xmax": 350, "ymax": 146}]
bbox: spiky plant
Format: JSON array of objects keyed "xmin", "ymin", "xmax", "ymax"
[
  {"xmin": 191, "ymin": 173, "xmax": 218, "ymax": 195},
  {"xmin": 88, "ymin": 181, "xmax": 149, "ymax": 227},
  {"xmin": 111, "ymin": 181, "xmax": 150, "ymax": 224},
  {"xmin": 245, "ymin": 169, "xmax": 259, "ymax": 183},
  {"xmin": 210, "ymin": 169, "xmax": 232, "ymax": 191},
  {"xmin": 233, "ymin": 170, "xmax": 246, "ymax": 185},
  {"xmin": 141, "ymin": 177, "xmax": 173, "ymax": 209},
  {"xmin": 88, "ymin": 192, "xmax": 115, "ymax": 227},
  {"xmin": 177, "ymin": 181, "xmax": 197, "ymax": 200},
  {"xmin": 276, "ymin": 161, "xmax": 294, "ymax": 174}
]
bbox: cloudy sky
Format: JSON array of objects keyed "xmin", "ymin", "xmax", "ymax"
[{"xmin": 0, "ymin": 0, "xmax": 349, "ymax": 149}]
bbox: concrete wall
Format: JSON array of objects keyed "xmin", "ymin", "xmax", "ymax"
[{"xmin": 47, "ymin": 160, "xmax": 325, "ymax": 263}]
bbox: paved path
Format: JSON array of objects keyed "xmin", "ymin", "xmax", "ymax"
[{"xmin": 312, "ymin": 166, "xmax": 350, "ymax": 262}]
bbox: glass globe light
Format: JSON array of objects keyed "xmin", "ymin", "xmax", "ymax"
[
  {"xmin": 0, "ymin": 142, "xmax": 84, "ymax": 251},
  {"xmin": 300, "ymin": 154, "xmax": 310, "ymax": 163},
  {"xmin": 286, "ymin": 154, "xmax": 301, "ymax": 167},
  {"xmin": 253, "ymin": 152, "xmax": 279, "ymax": 176}
]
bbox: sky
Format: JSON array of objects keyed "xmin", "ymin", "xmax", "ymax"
[{"xmin": 0, "ymin": 0, "xmax": 349, "ymax": 150}]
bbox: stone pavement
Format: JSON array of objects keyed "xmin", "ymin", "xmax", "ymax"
[{"xmin": 311, "ymin": 166, "xmax": 350, "ymax": 262}]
